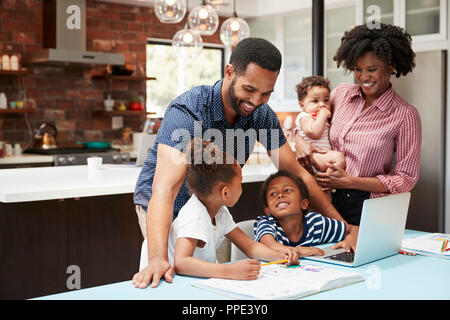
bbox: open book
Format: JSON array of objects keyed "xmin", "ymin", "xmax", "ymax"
[
  {"xmin": 191, "ymin": 263, "xmax": 365, "ymax": 300},
  {"xmin": 401, "ymin": 233, "xmax": 450, "ymax": 259}
]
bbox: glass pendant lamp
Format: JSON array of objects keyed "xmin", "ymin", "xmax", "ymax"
[
  {"xmin": 188, "ymin": 0, "xmax": 219, "ymax": 36},
  {"xmin": 172, "ymin": 1, "xmax": 203, "ymax": 59},
  {"xmin": 154, "ymin": 0, "xmax": 187, "ymax": 24},
  {"xmin": 220, "ymin": 0, "xmax": 249, "ymax": 47}
]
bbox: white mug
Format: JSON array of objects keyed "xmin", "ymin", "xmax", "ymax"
[{"xmin": 87, "ymin": 156, "xmax": 103, "ymax": 171}]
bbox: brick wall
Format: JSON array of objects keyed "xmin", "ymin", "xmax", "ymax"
[{"xmin": 0, "ymin": 0, "xmax": 226, "ymax": 147}]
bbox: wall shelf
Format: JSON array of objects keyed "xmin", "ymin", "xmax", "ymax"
[
  {"xmin": 93, "ymin": 110, "xmax": 156, "ymax": 117},
  {"xmin": 0, "ymin": 108, "xmax": 34, "ymax": 114},
  {"xmin": 0, "ymin": 69, "xmax": 32, "ymax": 76},
  {"xmin": 91, "ymin": 74, "xmax": 156, "ymax": 81}
]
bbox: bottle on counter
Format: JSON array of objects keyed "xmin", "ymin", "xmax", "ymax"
[
  {"xmin": 0, "ymin": 93, "xmax": 7, "ymax": 109},
  {"xmin": 0, "ymin": 141, "xmax": 4, "ymax": 158},
  {"xmin": 14, "ymin": 143, "xmax": 22, "ymax": 156},
  {"xmin": 4, "ymin": 143, "xmax": 12, "ymax": 157}
]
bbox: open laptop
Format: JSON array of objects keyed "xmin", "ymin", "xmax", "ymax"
[
  {"xmin": 135, "ymin": 134, "xmax": 157, "ymax": 167},
  {"xmin": 304, "ymin": 192, "xmax": 411, "ymax": 267}
]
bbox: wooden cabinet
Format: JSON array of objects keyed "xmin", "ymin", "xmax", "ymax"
[
  {"xmin": 0, "ymin": 199, "xmax": 68, "ymax": 299},
  {"xmin": 0, "ymin": 193, "xmax": 142, "ymax": 299}
]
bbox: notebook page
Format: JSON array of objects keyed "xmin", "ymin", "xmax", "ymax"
[
  {"xmin": 262, "ymin": 264, "xmax": 364, "ymax": 292},
  {"xmin": 192, "ymin": 264, "xmax": 364, "ymax": 300},
  {"xmin": 402, "ymin": 233, "xmax": 450, "ymax": 257}
]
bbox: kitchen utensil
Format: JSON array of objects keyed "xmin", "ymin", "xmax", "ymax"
[{"xmin": 33, "ymin": 123, "xmax": 57, "ymax": 149}]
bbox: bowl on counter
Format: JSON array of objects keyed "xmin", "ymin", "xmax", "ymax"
[{"xmin": 77, "ymin": 141, "xmax": 112, "ymax": 149}]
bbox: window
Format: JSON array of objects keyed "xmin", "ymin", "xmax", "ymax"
[{"xmin": 146, "ymin": 40, "xmax": 224, "ymax": 117}]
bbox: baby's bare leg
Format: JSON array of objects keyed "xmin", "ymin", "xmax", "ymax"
[
  {"xmin": 311, "ymin": 150, "xmax": 346, "ymax": 201},
  {"xmin": 311, "ymin": 150, "xmax": 346, "ymax": 172}
]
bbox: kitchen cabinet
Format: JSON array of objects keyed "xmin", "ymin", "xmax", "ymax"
[
  {"xmin": 359, "ymin": 0, "xmax": 446, "ymax": 42},
  {"xmin": 0, "ymin": 193, "xmax": 142, "ymax": 299}
]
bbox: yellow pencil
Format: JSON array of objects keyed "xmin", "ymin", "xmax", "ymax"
[{"xmin": 261, "ymin": 259, "xmax": 288, "ymax": 266}]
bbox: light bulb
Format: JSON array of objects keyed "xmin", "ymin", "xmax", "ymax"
[
  {"xmin": 183, "ymin": 32, "xmax": 193, "ymax": 44},
  {"xmin": 230, "ymin": 20, "xmax": 240, "ymax": 31},
  {"xmin": 198, "ymin": 8, "xmax": 209, "ymax": 20},
  {"xmin": 154, "ymin": 0, "xmax": 187, "ymax": 24},
  {"xmin": 188, "ymin": 5, "xmax": 219, "ymax": 35}
]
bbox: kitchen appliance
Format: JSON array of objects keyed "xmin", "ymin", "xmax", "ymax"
[
  {"xmin": 22, "ymin": 0, "xmax": 123, "ymax": 66},
  {"xmin": 25, "ymin": 147, "xmax": 130, "ymax": 166},
  {"xmin": 33, "ymin": 123, "xmax": 58, "ymax": 150}
]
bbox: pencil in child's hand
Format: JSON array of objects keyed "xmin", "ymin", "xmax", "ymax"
[{"xmin": 261, "ymin": 259, "xmax": 288, "ymax": 266}]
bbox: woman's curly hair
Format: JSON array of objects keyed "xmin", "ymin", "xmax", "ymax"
[{"xmin": 333, "ymin": 23, "xmax": 415, "ymax": 78}]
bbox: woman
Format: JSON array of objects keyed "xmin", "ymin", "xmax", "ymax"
[{"xmin": 296, "ymin": 23, "xmax": 422, "ymax": 226}]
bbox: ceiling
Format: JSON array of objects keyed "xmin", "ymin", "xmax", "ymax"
[{"xmin": 95, "ymin": 0, "xmax": 326, "ymax": 18}]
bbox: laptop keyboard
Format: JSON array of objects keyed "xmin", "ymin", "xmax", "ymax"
[{"xmin": 325, "ymin": 251, "xmax": 355, "ymax": 263}]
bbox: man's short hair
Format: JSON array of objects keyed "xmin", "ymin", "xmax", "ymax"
[{"xmin": 229, "ymin": 37, "xmax": 282, "ymax": 75}]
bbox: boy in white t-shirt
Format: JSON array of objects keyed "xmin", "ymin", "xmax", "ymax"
[
  {"xmin": 294, "ymin": 76, "xmax": 346, "ymax": 197},
  {"xmin": 151, "ymin": 139, "xmax": 298, "ymax": 281}
]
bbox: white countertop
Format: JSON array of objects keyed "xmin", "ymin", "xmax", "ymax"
[
  {"xmin": 0, "ymin": 154, "xmax": 54, "ymax": 165},
  {"xmin": 0, "ymin": 163, "xmax": 277, "ymax": 203}
]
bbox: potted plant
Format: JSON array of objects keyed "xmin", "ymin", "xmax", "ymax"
[{"xmin": 129, "ymin": 94, "xmax": 144, "ymax": 111}]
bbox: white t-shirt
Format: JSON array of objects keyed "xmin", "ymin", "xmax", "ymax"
[{"xmin": 167, "ymin": 194, "xmax": 237, "ymax": 266}]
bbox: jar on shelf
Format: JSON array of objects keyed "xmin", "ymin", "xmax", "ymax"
[{"xmin": 1, "ymin": 54, "xmax": 10, "ymax": 71}]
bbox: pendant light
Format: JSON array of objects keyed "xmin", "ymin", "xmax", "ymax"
[
  {"xmin": 220, "ymin": 0, "xmax": 249, "ymax": 47},
  {"xmin": 154, "ymin": 0, "xmax": 187, "ymax": 24},
  {"xmin": 205, "ymin": 0, "xmax": 231, "ymax": 8},
  {"xmin": 172, "ymin": 0, "xmax": 203, "ymax": 59},
  {"xmin": 188, "ymin": 0, "xmax": 219, "ymax": 36}
]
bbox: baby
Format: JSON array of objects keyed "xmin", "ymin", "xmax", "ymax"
[{"xmin": 294, "ymin": 76, "xmax": 345, "ymax": 175}]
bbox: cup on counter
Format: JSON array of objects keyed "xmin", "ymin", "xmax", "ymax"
[
  {"xmin": 87, "ymin": 156, "xmax": 103, "ymax": 181},
  {"xmin": 87, "ymin": 156, "xmax": 103, "ymax": 171}
]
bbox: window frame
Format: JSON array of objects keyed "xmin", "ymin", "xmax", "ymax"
[{"xmin": 145, "ymin": 38, "xmax": 226, "ymax": 115}]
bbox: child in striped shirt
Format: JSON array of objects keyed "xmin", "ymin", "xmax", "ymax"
[
  {"xmin": 254, "ymin": 170, "xmax": 355, "ymax": 257},
  {"xmin": 294, "ymin": 76, "xmax": 346, "ymax": 177}
]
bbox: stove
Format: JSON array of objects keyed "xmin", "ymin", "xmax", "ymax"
[{"xmin": 25, "ymin": 148, "xmax": 130, "ymax": 166}]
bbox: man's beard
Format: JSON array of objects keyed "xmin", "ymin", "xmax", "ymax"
[
  {"xmin": 228, "ymin": 77, "xmax": 243, "ymax": 116},
  {"xmin": 228, "ymin": 77, "xmax": 257, "ymax": 118}
]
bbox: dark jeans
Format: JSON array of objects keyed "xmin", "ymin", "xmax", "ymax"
[{"xmin": 332, "ymin": 189, "xmax": 370, "ymax": 226}]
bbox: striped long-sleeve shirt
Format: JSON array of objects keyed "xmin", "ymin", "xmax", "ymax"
[
  {"xmin": 254, "ymin": 212, "xmax": 346, "ymax": 247},
  {"xmin": 330, "ymin": 83, "xmax": 422, "ymax": 198}
]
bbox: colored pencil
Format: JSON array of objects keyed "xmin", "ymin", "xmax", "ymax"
[
  {"xmin": 441, "ymin": 240, "xmax": 447, "ymax": 252},
  {"xmin": 398, "ymin": 250, "xmax": 416, "ymax": 256},
  {"xmin": 261, "ymin": 259, "xmax": 288, "ymax": 266}
]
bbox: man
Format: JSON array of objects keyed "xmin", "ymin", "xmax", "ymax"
[{"xmin": 132, "ymin": 38, "xmax": 354, "ymax": 289}]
